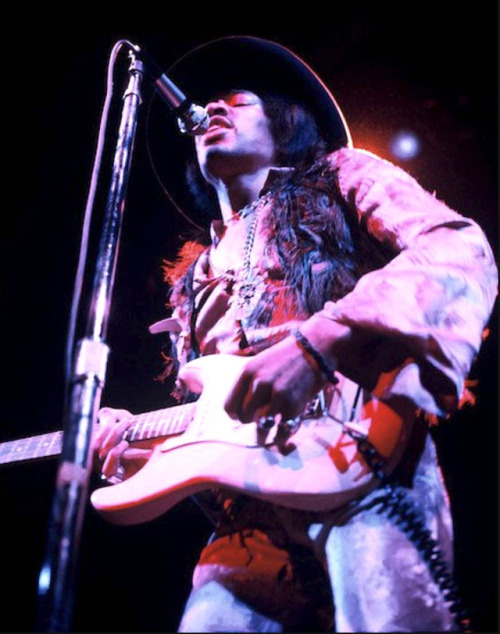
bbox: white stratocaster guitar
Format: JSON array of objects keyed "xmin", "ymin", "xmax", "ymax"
[{"xmin": 0, "ymin": 355, "xmax": 408, "ymax": 526}]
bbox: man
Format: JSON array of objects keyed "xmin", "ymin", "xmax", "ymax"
[{"xmin": 93, "ymin": 37, "xmax": 497, "ymax": 632}]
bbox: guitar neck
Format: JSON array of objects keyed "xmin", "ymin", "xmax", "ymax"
[
  {"xmin": 0, "ymin": 402, "xmax": 196, "ymax": 467},
  {"xmin": 0, "ymin": 430, "xmax": 64, "ymax": 465},
  {"xmin": 126, "ymin": 402, "xmax": 195, "ymax": 442}
]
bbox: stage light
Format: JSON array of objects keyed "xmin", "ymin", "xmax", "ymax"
[{"xmin": 390, "ymin": 130, "xmax": 421, "ymax": 160}]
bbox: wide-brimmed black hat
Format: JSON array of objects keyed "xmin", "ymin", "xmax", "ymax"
[{"xmin": 146, "ymin": 36, "xmax": 352, "ymax": 226}]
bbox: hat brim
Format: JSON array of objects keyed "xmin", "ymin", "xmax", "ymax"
[{"xmin": 146, "ymin": 36, "xmax": 351, "ymax": 224}]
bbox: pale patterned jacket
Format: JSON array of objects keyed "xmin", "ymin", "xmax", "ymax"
[{"xmin": 157, "ymin": 147, "xmax": 497, "ymax": 421}]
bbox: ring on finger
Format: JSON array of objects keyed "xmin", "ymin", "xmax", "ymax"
[{"xmin": 258, "ymin": 415, "xmax": 275, "ymax": 430}]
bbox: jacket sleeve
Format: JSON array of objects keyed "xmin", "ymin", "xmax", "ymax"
[{"xmin": 315, "ymin": 147, "xmax": 498, "ymax": 416}]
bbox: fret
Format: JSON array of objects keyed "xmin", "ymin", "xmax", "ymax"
[
  {"xmin": 128, "ymin": 413, "xmax": 151, "ymax": 442},
  {"xmin": 46, "ymin": 432, "xmax": 63, "ymax": 457},
  {"xmin": 160, "ymin": 404, "xmax": 192, "ymax": 436},
  {"xmin": 169, "ymin": 411, "xmax": 180, "ymax": 435},
  {"xmin": 175, "ymin": 403, "xmax": 196, "ymax": 434},
  {"xmin": 0, "ymin": 402, "xmax": 197, "ymax": 467},
  {"xmin": 150, "ymin": 410, "xmax": 163, "ymax": 439},
  {"xmin": 126, "ymin": 403, "xmax": 195, "ymax": 443},
  {"xmin": 145, "ymin": 410, "xmax": 159, "ymax": 440},
  {"xmin": 28, "ymin": 436, "xmax": 41, "ymax": 458},
  {"xmin": 31, "ymin": 435, "xmax": 48, "ymax": 459},
  {"xmin": 172, "ymin": 407, "xmax": 189, "ymax": 434},
  {"xmin": 0, "ymin": 431, "xmax": 63, "ymax": 465},
  {"xmin": 0, "ymin": 440, "xmax": 21, "ymax": 463},
  {"xmin": 128, "ymin": 416, "xmax": 144, "ymax": 442}
]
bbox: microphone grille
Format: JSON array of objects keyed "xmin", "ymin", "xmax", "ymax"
[{"xmin": 177, "ymin": 104, "xmax": 210, "ymax": 136}]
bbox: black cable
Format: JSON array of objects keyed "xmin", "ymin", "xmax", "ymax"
[{"xmin": 344, "ymin": 423, "xmax": 473, "ymax": 632}]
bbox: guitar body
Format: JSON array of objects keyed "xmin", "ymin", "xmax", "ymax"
[{"xmin": 90, "ymin": 355, "xmax": 409, "ymax": 526}]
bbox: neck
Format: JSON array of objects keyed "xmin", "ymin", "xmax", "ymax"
[{"xmin": 213, "ymin": 167, "xmax": 272, "ymax": 223}]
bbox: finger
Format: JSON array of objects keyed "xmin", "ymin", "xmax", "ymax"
[
  {"xmin": 95, "ymin": 408, "xmax": 133, "ymax": 450},
  {"xmin": 98, "ymin": 407, "xmax": 132, "ymax": 424},
  {"xmin": 92, "ymin": 421, "xmax": 117, "ymax": 453},
  {"xmin": 275, "ymin": 376, "xmax": 306, "ymax": 418},
  {"xmin": 224, "ymin": 368, "xmax": 253, "ymax": 421},
  {"xmin": 252, "ymin": 378, "xmax": 307, "ymax": 424},
  {"xmin": 239, "ymin": 379, "xmax": 274, "ymax": 424},
  {"xmin": 98, "ymin": 418, "xmax": 133, "ymax": 462},
  {"xmin": 125, "ymin": 447, "xmax": 153, "ymax": 462},
  {"xmin": 92, "ymin": 424, "xmax": 107, "ymax": 449},
  {"xmin": 101, "ymin": 439, "xmax": 130, "ymax": 480}
]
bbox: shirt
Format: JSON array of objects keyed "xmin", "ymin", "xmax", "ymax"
[{"xmin": 159, "ymin": 147, "xmax": 497, "ymax": 419}]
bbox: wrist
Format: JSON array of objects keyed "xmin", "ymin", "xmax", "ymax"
[
  {"xmin": 297, "ymin": 313, "xmax": 352, "ymax": 374},
  {"xmin": 292, "ymin": 329, "xmax": 338, "ymax": 384}
]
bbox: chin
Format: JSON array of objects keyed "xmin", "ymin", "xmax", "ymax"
[{"xmin": 202, "ymin": 144, "xmax": 238, "ymax": 171}]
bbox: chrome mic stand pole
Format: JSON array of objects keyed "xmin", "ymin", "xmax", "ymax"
[{"xmin": 36, "ymin": 50, "xmax": 144, "ymax": 632}]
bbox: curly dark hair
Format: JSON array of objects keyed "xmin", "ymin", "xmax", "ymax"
[{"xmin": 184, "ymin": 91, "xmax": 328, "ymax": 220}]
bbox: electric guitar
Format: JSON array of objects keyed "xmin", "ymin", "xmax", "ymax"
[{"xmin": 0, "ymin": 355, "xmax": 408, "ymax": 526}]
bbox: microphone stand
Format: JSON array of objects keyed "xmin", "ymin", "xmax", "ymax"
[{"xmin": 36, "ymin": 49, "xmax": 144, "ymax": 632}]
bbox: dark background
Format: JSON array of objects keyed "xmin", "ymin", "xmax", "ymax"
[{"xmin": 1, "ymin": 6, "xmax": 497, "ymax": 633}]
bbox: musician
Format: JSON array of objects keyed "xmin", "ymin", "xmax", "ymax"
[{"xmin": 93, "ymin": 37, "xmax": 497, "ymax": 632}]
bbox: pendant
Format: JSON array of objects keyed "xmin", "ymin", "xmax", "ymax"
[{"xmin": 235, "ymin": 266, "xmax": 266, "ymax": 320}]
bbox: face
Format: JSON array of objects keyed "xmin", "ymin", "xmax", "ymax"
[{"xmin": 194, "ymin": 90, "xmax": 276, "ymax": 183}]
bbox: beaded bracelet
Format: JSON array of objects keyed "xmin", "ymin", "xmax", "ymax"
[{"xmin": 292, "ymin": 329, "xmax": 338, "ymax": 385}]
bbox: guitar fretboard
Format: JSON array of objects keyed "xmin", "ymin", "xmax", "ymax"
[
  {"xmin": 0, "ymin": 431, "xmax": 64, "ymax": 465},
  {"xmin": 0, "ymin": 402, "xmax": 196, "ymax": 466},
  {"xmin": 126, "ymin": 402, "xmax": 194, "ymax": 443}
]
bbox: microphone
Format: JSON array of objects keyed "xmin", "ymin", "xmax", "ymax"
[{"xmin": 137, "ymin": 47, "xmax": 210, "ymax": 136}]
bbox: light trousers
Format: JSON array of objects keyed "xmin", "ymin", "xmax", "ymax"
[{"xmin": 178, "ymin": 435, "xmax": 457, "ymax": 633}]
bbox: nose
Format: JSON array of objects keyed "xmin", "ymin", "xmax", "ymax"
[{"xmin": 206, "ymin": 99, "xmax": 230, "ymax": 116}]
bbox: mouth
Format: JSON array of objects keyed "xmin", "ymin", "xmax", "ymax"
[{"xmin": 205, "ymin": 115, "xmax": 233, "ymax": 135}]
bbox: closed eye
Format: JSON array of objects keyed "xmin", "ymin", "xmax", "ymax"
[{"xmin": 224, "ymin": 91, "xmax": 262, "ymax": 108}]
